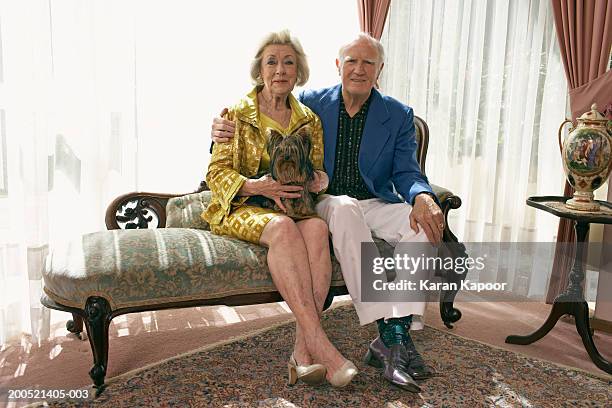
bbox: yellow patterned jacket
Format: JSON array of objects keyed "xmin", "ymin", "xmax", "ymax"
[{"xmin": 201, "ymin": 87, "xmax": 325, "ymax": 227}]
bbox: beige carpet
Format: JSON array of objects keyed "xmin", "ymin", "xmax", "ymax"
[
  {"xmin": 38, "ymin": 305, "xmax": 612, "ymax": 408},
  {"xmin": 1, "ymin": 298, "xmax": 611, "ymax": 406}
]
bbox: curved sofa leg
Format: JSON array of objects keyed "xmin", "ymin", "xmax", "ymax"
[
  {"xmin": 83, "ymin": 296, "xmax": 112, "ymax": 395},
  {"xmin": 66, "ymin": 314, "xmax": 85, "ymax": 340}
]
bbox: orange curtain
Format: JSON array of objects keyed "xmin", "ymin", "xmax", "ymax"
[
  {"xmin": 357, "ymin": 0, "xmax": 391, "ymax": 39},
  {"xmin": 547, "ymin": 0, "xmax": 612, "ymax": 303}
]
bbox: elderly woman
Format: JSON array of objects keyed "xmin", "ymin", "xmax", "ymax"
[{"xmin": 202, "ymin": 30, "xmax": 357, "ymax": 387}]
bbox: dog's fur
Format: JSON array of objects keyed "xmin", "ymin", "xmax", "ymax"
[{"xmin": 248, "ymin": 126, "xmax": 317, "ymax": 219}]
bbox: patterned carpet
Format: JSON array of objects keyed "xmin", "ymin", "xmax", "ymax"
[{"xmin": 45, "ymin": 305, "xmax": 611, "ymax": 407}]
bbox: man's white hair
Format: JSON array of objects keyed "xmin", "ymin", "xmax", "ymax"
[{"xmin": 337, "ymin": 32, "xmax": 385, "ymax": 67}]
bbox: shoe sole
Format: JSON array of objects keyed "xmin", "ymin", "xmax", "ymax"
[
  {"xmin": 299, "ymin": 369, "xmax": 327, "ymax": 386},
  {"xmin": 411, "ymin": 373, "xmax": 436, "ymax": 381}
]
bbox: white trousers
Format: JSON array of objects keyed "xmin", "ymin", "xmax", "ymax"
[{"xmin": 316, "ymin": 195, "xmax": 434, "ymax": 329}]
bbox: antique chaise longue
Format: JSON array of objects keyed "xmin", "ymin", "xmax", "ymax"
[{"xmin": 41, "ymin": 116, "xmax": 468, "ymax": 394}]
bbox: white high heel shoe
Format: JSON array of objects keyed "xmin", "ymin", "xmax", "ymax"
[
  {"xmin": 287, "ymin": 354, "xmax": 327, "ymax": 386},
  {"xmin": 327, "ymin": 360, "xmax": 358, "ymax": 388}
]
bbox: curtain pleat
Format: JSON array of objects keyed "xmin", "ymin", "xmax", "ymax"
[
  {"xmin": 357, "ymin": 0, "xmax": 391, "ymax": 39},
  {"xmin": 547, "ymin": 0, "xmax": 611, "ymax": 303}
]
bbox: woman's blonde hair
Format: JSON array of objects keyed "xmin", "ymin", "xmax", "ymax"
[{"xmin": 250, "ymin": 30, "xmax": 310, "ymax": 87}]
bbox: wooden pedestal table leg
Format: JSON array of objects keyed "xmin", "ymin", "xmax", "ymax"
[
  {"xmin": 573, "ymin": 301, "xmax": 612, "ymax": 374},
  {"xmin": 554, "ymin": 221, "xmax": 611, "ymax": 373},
  {"xmin": 507, "ymin": 221, "xmax": 612, "ymax": 374},
  {"xmin": 506, "ymin": 222, "xmax": 587, "ymax": 346},
  {"xmin": 505, "ymin": 301, "xmax": 571, "ymax": 345}
]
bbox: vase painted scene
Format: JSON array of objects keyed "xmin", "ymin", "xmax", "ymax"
[{"xmin": 565, "ymin": 129, "xmax": 611, "ymax": 190}]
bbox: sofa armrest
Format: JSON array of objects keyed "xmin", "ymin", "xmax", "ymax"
[
  {"xmin": 105, "ymin": 192, "xmax": 188, "ymax": 230},
  {"xmin": 431, "ymin": 183, "xmax": 462, "ymax": 210},
  {"xmin": 429, "ymin": 182, "xmax": 467, "ymax": 328},
  {"xmin": 430, "ymin": 182, "xmax": 464, "ymax": 247}
]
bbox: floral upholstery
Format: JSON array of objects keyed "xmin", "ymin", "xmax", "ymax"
[
  {"xmin": 43, "ymin": 191, "xmax": 394, "ymax": 311},
  {"xmin": 166, "ymin": 191, "xmax": 211, "ymax": 230},
  {"xmin": 43, "ymin": 227, "xmax": 346, "ymax": 311}
]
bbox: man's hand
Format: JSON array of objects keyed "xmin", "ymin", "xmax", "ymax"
[
  {"xmin": 240, "ymin": 175, "xmax": 303, "ymax": 213},
  {"xmin": 409, "ymin": 193, "xmax": 444, "ymax": 245},
  {"xmin": 307, "ymin": 170, "xmax": 329, "ymax": 193},
  {"xmin": 211, "ymin": 108, "xmax": 236, "ymax": 143}
]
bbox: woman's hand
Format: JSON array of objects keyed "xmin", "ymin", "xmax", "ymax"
[
  {"xmin": 308, "ymin": 170, "xmax": 329, "ymax": 193},
  {"xmin": 240, "ymin": 175, "xmax": 303, "ymax": 213}
]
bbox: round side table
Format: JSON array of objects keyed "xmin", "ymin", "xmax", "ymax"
[{"xmin": 505, "ymin": 196, "xmax": 612, "ymax": 375}]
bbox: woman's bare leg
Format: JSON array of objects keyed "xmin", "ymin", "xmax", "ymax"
[
  {"xmin": 292, "ymin": 218, "xmax": 333, "ymax": 366},
  {"xmin": 260, "ymin": 216, "xmax": 344, "ymax": 374}
]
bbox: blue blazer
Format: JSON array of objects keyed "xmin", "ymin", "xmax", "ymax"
[{"xmin": 299, "ymin": 84, "xmax": 433, "ymax": 205}]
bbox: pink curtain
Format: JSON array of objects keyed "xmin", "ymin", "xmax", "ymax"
[
  {"xmin": 547, "ymin": 0, "xmax": 612, "ymax": 303},
  {"xmin": 357, "ymin": 0, "xmax": 391, "ymax": 39}
]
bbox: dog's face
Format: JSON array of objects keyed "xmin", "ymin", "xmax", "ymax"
[{"xmin": 268, "ymin": 127, "xmax": 314, "ymax": 184}]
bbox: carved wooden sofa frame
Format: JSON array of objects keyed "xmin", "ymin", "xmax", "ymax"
[{"xmin": 41, "ymin": 116, "xmax": 468, "ymax": 395}]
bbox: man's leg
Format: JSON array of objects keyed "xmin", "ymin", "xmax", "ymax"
[
  {"xmin": 316, "ymin": 195, "xmax": 421, "ymax": 391},
  {"xmin": 360, "ymin": 198, "xmax": 437, "ymax": 380},
  {"xmin": 361, "ymin": 198, "xmax": 432, "ymax": 327},
  {"xmin": 316, "ymin": 195, "xmax": 381, "ymax": 323}
]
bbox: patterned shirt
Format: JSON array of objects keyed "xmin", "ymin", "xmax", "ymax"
[{"xmin": 327, "ymin": 94, "xmax": 376, "ymax": 200}]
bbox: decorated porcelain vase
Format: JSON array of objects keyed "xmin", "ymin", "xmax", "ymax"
[{"xmin": 558, "ymin": 104, "xmax": 612, "ymax": 211}]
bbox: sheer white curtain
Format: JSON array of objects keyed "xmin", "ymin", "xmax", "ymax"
[
  {"xmin": 0, "ymin": 0, "xmax": 139, "ymax": 345},
  {"xmin": 0, "ymin": 0, "xmax": 358, "ymax": 345},
  {"xmin": 380, "ymin": 0, "xmax": 577, "ymax": 298}
]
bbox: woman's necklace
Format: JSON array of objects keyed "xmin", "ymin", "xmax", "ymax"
[{"xmin": 259, "ymin": 94, "xmax": 291, "ymax": 127}]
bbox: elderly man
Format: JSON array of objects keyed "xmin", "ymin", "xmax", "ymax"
[{"xmin": 211, "ymin": 33, "xmax": 442, "ymax": 392}]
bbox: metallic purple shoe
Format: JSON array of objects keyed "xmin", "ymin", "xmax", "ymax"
[
  {"xmin": 364, "ymin": 337, "xmax": 421, "ymax": 392},
  {"xmin": 364, "ymin": 336, "xmax": 436, "ymax": 381},
  {"xmin": 402, "ymin": 336, "xmax": 437, "ymax": 380}
]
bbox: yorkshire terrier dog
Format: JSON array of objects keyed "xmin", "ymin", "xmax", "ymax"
[{"xmin": 249, "ymin": 127, "xmax": 317, "ymax": 219}]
